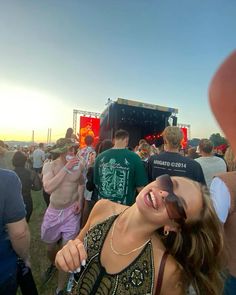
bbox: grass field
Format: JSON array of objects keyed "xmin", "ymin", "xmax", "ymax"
[{"xmin": 17, "ymin": 190, "xmax": 58, "ymax": 295}]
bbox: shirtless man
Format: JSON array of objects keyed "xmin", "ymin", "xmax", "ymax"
[{"xmin": 41, "ymin": 138, "xmax": 85, "ymax": 295}]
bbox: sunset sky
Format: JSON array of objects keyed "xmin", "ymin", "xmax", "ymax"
[{"xmin": 0, "ymin": 0, "xmax": 235, "ymax": 143}]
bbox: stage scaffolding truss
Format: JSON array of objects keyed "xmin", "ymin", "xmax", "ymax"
[{"xmin": 73, "ymin": 109, "xmax": 101, "ymax": 134}]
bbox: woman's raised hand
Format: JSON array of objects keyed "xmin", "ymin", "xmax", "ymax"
[{"xmin": 55, "ymin": 239, "xmax": 87, "ymax": 272}]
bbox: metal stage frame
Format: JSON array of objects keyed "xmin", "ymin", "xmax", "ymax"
[{"xmin": 73, "ymin": 109, "xmax": 101, "ymax": 134}]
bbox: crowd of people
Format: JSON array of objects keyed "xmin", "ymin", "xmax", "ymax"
[{"xmin": 1, "ymin": 51, "xmax": 236, "ymax": 295}]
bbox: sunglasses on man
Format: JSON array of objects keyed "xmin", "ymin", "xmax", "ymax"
[{"xmin": 156, "ymin": 174, "xmax": 187, "ymax": 225}]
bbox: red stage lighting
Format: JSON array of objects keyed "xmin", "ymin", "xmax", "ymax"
[
  {"xmin": 79, "ymin": 116, "xmax": 100, "ymax": 148},
  {"xmin": 180, "ymin": 127, "xmax": 188, "ymax": 149}
]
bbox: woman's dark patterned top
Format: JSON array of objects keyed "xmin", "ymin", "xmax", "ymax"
[{"xmin": 70, "ymin": 214, "xmax": 155, "ymax": 295}]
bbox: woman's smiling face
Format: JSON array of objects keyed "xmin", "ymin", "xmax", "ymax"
[{"xmin": 136, "ymin": 176, "xmax": 203, "ymax": 227}]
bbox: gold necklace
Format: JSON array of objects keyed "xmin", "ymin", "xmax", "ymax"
[{"xmin": 110, "ymin": 209, "xmax": 150, "ymax": 256}]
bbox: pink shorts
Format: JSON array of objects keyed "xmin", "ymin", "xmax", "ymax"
[{"xmin": 41, "ymin": 202, "xmax": 81, "ymax": 244}]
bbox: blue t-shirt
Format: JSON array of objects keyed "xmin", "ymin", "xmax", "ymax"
[{"xmin": 0, "ymin": 169, "xmax": 26, "ymax": 284}]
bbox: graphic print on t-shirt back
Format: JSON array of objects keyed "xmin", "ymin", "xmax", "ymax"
[{"xmin": 99, "ymin": 157, "xmax": 130, "ymax": 203}]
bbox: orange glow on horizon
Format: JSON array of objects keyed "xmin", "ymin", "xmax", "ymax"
[{"xmin": 0, "ymin": 81, "xmax": 73, "ymax": 144}]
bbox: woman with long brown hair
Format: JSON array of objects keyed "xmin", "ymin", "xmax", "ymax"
[{"xmin": 55, "ymin": 175, "xmax": 224, "ymax": 294}]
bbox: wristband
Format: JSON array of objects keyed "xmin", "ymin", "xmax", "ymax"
[{"xmin": 63, "ymin": 166, "xmax": 72, "ymax": 174}]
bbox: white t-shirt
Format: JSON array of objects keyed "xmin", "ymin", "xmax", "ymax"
[
  {"xmin": 32, "ymin": 148, "xmax": 45, "ymax": 168},
  {"xmin": 195, "ymin": 156, "xmax": 227, "ymax": 189},
  {"xmin": 210, "ymin": 177, "xmax": 231, "ymax": 223}
]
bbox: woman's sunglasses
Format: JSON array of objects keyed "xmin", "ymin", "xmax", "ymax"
[{"xmin": 156, "ymin": 174, "xmax": 187, "ymax": 225}]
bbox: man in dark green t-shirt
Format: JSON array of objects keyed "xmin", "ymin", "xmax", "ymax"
[{"xmin": 94, "ymin": 130, "xmax": 148, "ymax": 205}]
